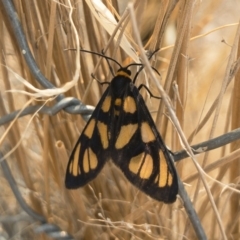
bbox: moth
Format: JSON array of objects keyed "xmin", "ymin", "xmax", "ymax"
[{"xmin": 65, "ymin": 55, "xmax": 178, "ymax": 203}]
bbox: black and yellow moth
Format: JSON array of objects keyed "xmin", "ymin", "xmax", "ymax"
[{"xmin": 65, "ymin": 58, "xmax": 178, "ymax": 203}]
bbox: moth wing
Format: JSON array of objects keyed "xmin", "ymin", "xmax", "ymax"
[
  {"xmin": 112, "ymin": 85, "xmax": 178, "ymax": 203},
  {"xmin": 65, "ymin": 89, "xmax": 112, "ymax": 188}
]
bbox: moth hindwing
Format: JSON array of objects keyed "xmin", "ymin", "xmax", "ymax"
[{"xmin": 65, "ymin": 68, "xmax": 178, "ymax": 203}]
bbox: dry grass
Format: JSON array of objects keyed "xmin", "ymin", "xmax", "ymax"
[{"xmin": 0, "ymin": 0, "xmax": 240, "ymax": 239}]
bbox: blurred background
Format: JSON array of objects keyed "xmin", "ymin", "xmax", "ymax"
[{"xmin": 0, "ymin": 0, "xmax": 240, "ymax": 239}]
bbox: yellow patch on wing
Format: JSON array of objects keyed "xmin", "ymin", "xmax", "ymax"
[
  {"xmin": 139, "ymin": 154, "xmax": 153, "ymax": 179},
  {"xmin": 123, "ymin": 96, "xmax": 137, "ymax": 113},
  {"xmin": 129, "ymin": 152, "xmax": 153, "ymax": 179},
  {"xmin": 102, "ymin": 96, "xmax": 111, "ymax": 112},
  {"xmin": 158, "ymin": 151, "xmax": 168, "ymax": 187},
  {"xmin": 154, "ymin": 175, "xmax": 158, "ymax": 184},
  {"xmin": 141, "ymin": 122, "xmax": 156, "ymax": 143},
  {"xmin": 70, "ymin": 143, "xmax": 81, "ymax": 176},
  {"xmin": 83, "ymin": 150, "xmax": 90, "ymax": 173},
  {"xmin": 89, "ymin": 148, "xmax": 98, "ymax": 170},
  {"xmin": 115, "ymin": 98, "xmax": 122, "ymax": 106},
  {"xmin": 115, "ymin": 124, "xmax": 138, "ymax": 149},
  {"xmin": 129, "ymin": 153, "xmax": 143, "ymax": 174},
  {"xmin": 97, "ymin": 121, "xmax": 109, "ymax": 149},
  {"xmin": 167, "ymin": 170, "xmax": 173, "ymax": 186},
  {"xmin": 114, "ymin": 98, "xmax": 122, "ymax": 116},
  {"xmin": 84, "ymin": 119, "xmax": 96, "ymax": 139},
  {"xmin": 83, "ymin": 148, "xmax": 98, "ymax": 173}
]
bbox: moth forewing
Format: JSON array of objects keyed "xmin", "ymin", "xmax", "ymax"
[
  {"xmin": 65, "ymin": 89, "xmax": 112, "ymax": 188},
  {"xmin": 109, "ymin": 82, "xmax": 178, "ymax": 203}
]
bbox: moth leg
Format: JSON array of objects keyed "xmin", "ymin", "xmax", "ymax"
[
  {"xmin": 138, "ymin": 84, "xmax": 161, "ymax": 100},
  {"xmin": 90, "ymin": 73, "xmax": 110, "ymax": 86}
]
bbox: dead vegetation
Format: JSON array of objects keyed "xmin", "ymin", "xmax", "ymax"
[{"xmin": 0, "ymin": 0, "xmax": 240, "ymax": 239}]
